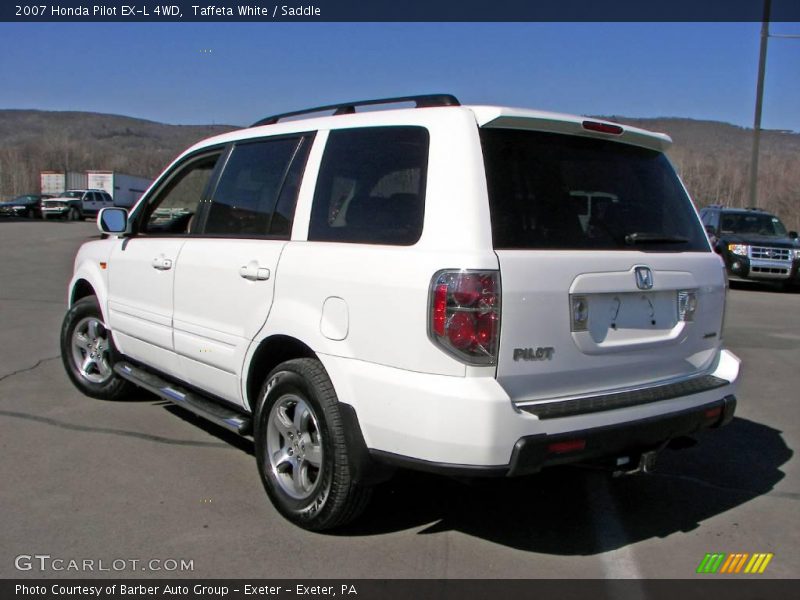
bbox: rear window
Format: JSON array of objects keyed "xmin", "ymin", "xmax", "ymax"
[{"xmin": 480, "ymin": 129, "xmax": 708, "ymax": 251}]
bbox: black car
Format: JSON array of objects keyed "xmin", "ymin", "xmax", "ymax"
[
  {"xmin": 0, "ymin": 194, "xmax": 52, "ymax": 219},
  {"xmin": 699, "ymin": 205, "xmax": 800, "ymax": 288}
]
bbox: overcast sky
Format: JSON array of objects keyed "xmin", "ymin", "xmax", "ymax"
[{"xmin": 1, "ymin": 22, "xmax": 798, "ymax": 131}]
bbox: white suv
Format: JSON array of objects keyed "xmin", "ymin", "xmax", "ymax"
[{"xmin": 60, "ymin": 95, "xmax": 740, "ymax": 530}]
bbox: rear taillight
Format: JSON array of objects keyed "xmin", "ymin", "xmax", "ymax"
[{"xmin": 428, "ymin": 270, "xmax": 501, "ymax": 365}]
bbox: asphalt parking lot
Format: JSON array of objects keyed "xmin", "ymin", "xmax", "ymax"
[{"xmin": 0, "ymin": 219, "xmax": 797, "ymax": 580}]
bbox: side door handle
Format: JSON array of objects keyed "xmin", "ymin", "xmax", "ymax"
[
  {"xmin": 152, "ymin": 255, "xmax": 173, "ymax": 271},
  {"xmin": 239, "ymin": 262, "xmax": 270, "ymax": 281}
]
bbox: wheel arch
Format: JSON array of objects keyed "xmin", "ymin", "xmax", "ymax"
[
  {"xmin": 71, "ymin": 278, "xmax": 97, "ymax": 305},
  {"xmin": 245, "ymin": 335, "xmax": 317, "ymax": 412}
]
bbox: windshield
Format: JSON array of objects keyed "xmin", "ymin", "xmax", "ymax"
[
  {"xmin": 480, "ymin": 129, "xmax": 708, "ymax": 251},
  {"xmin": 720, "ymin": 212, "xmax": 788, "ymax": 237},
  {"xmin": 60, "ymin": 191, "xmax": 83, "ymax": 199}
]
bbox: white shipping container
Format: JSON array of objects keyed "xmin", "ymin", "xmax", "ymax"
[
  {"xmin": 87, "ymin": 171, "xmax": 152, "ymax": 208},
  {"xmin": 66, "ymin": 171, "xmax": 88, "ymax": 190},
  {"xmin": 40, "ymin": 172, "xmax": 66, "ymax": 195}
]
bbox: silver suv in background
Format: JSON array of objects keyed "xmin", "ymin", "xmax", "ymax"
[{"xmin": 42, "ymin": 189, "xmax": 114, "ymax": 220}]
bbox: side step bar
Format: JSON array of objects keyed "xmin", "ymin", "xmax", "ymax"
[{"xmin": 114, "ymin": 361, "xmax": 252, "ymax": 436}]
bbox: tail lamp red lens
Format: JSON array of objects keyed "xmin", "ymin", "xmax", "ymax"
[
  {"xmin": 429, "ymin": 270, "xmax": 501, "ymax": 365},
  {"xmin": 432, "ymin": 283, "xmax": 448, "ymax": 336}
]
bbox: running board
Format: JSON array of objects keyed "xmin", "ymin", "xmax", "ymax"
[{"xmin": 114, "ymin": 361, "xmax": 252, "ymax": 436}]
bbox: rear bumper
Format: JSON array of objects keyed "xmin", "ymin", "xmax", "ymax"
[
  {"xmin": 320, "ymin": 348, "xmax": 740, "ymax": 473},
  {"xmin": 372, "ymin": 395, "xmax": 736, "ymax": 477}
]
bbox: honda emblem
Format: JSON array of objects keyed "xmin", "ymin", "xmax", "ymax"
[{"xmin": 635, "ymin": 266, "xmax": 654, "ymax": 290}]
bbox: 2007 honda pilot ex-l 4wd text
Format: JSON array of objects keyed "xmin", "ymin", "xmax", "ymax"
[{"xmin": 61, "ymin": 95, "xmax": 740, "ymax": 530}]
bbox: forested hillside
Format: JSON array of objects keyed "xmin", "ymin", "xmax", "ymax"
[{"xmin": 1, "ymin": 109, "xmax": 798, "ymax": 230}]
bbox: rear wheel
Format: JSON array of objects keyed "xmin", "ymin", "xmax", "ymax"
[
  {"xmin": 254, "ymin": 358, "xmax": 371, "ymax": 530},
  {"xmin": 60, "ymin": 296, "xmax": 133, "ymax": 400}
]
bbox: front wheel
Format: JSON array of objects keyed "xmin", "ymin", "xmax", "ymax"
[
  {"xmin": 60, "ymin": 296, "xmax": 133, "ymax": 400},
  {"xmin": 66, "ymin": 207, "xmax": 80, "ymax": 221},
  {"xmin": 254, "ymin": 358, "xmax": 371, "ymax": 531}
]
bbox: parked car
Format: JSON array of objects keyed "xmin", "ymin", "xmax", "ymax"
[
  {"xmin": 60, "ymin": 94, "xmax": 740, "ymax": 530},
  {"xmin": 0, "ymin": 194, "xmax": 52, "ymax": 219},
  {"xmin": 41, "ymin": 189, "xmax": 114, "ymax": 220},
  {"xmin": 700, "ymin": 205, "xmax": 800, "ymax": 289}
]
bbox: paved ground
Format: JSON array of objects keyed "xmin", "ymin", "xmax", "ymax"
[{"xmin": 0, "ymin": 219, "xmax": 797, "ymax": 580}]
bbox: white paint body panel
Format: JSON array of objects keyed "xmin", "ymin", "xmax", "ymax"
[{"xmin": 173, "ymin": 239, "xmax": 286, "ymax": 404}]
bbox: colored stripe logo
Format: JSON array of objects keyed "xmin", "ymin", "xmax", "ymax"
[{"xmin": 697, "ymin": 552, "xmax": 773, "ymax": 574}]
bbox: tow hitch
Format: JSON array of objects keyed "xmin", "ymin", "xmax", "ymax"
[
  {"xmin": 610, "ymin": 450, "xmax": 659, "ymax": 477},
  {"xmin": 576, "ymin": 448, "xmax": 662, "ymax": 477}
]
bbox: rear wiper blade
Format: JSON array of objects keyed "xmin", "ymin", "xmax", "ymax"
[{"xmin": 624, "ymin": 232, "xmax": 689, "ymax": 245}]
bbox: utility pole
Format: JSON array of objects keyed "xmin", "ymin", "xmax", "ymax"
[{"xmin": 748, "ymin": 0, "xmax": 771, "ymax": 209}]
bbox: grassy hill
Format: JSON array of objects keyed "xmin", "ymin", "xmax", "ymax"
[{"xmin": 1, "ymin": 109, "xmax": 798, "ymax": 229}]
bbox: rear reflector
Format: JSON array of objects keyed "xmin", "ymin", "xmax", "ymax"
[
  {"xmin": 547, "ymin": 439, "xmax": 587, "ymax": 454},
  {"xmin": 705, "ymin": 407, "xmax": 722, "ymax": 420},
  {"xmin": 582, "ymin": 120, "xmax": 624, "ymax": 135}
]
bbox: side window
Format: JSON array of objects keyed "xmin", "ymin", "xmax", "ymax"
[
  {"xmin": 308, "ymin": 127, "xmax": 429, "ymax": 246},
  {"xmin": 141, "ymin": 153, "xmax": 220, "ymax": 235},
  {"xmin": 707, "ymin": 210, "xmax": 720, "ymax": 231},
  {"xmin": 203, "ymin": 136, "xmax": 309, "ymax": 238}
]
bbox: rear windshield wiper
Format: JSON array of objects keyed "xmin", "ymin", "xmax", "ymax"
[{"xmin": 624, "ymin": 232, "xmax": 689, "ymax": 245}]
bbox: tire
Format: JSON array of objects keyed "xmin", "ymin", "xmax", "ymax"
[
  {"xmin": 254, "ymin": 358, "xmax": 372, "ymax": 531},
  {"xmin": 66, "ymin": 207, "xmax": 80, "ymax": 221},
  {"xmin": 25, "ymin": 208, "xmax": 35, "ymax": 219},
  {"xmin": 60, "ymin": 296, "xmax": 133, "ymax": 400}
]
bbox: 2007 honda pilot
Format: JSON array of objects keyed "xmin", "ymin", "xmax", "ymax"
[{"xmin": 61, "ymin": 95, "xmax": 740, "ymax": 530}]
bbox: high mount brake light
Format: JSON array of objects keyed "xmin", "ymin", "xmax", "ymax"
[
  {"xmin": 428, "ymin": 270, "xmax": 501, "ymax": 366},
  {"xmin": 582, "ymin": 120, "xmax": 624, "ymax": 135}
]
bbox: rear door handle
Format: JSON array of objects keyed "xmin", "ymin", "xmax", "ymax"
[
  {"xmin": 152, "ymin": 255, "xmax": 173, "ymax": 271},
  {"xmin": 239, "ymin": 262, "xmax": 270, "ymax": 281}
]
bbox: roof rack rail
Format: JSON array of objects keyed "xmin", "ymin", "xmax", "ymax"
[{"xmin": 251, "ymin": 94, "xmax": 460, "ymax": 127}]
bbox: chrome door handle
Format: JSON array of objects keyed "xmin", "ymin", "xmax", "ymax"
[
  {"xmin": 239, "ymin": 262, "xmax": 270, "ymax": 281},
  {"xmin": 152, "ymin": 255, "xmax": 173, "ymax": 270}
]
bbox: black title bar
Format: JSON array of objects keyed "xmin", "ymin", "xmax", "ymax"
[
  {"xmin": 5, "ymin": 579, "xmax": 800, "ymax": 600},
  {"xmin": 4, "ymin": 0, "xmax": 800, "ymax": 22}
]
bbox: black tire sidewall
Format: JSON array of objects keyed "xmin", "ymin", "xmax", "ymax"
[
  {"xmin": 60, "ymin": 296, "xmax": 128, "ymax": 400},
  {"xmin": 254, "ymin": 366, "xmax": 337, "ymax": 526}
]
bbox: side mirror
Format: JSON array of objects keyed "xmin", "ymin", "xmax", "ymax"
[
  {"xmin": 789, "ymin": 231, "xmax": 798, "ymax": 239},
  {"xmin": 98, "ymin": 207, "xmax": 129, "ymax": 234}
]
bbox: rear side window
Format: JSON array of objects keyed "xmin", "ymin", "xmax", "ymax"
[
  {"xmin": 204, "ymin": 136, "xmax": 311, "ymax": 238},
  {"xmin": 480, "ymin": 129, "xmax": 708, "ymax": 251},
  {"xmin": 308, "ymin": 127, "xmax": 428, "ymax": 246}
]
